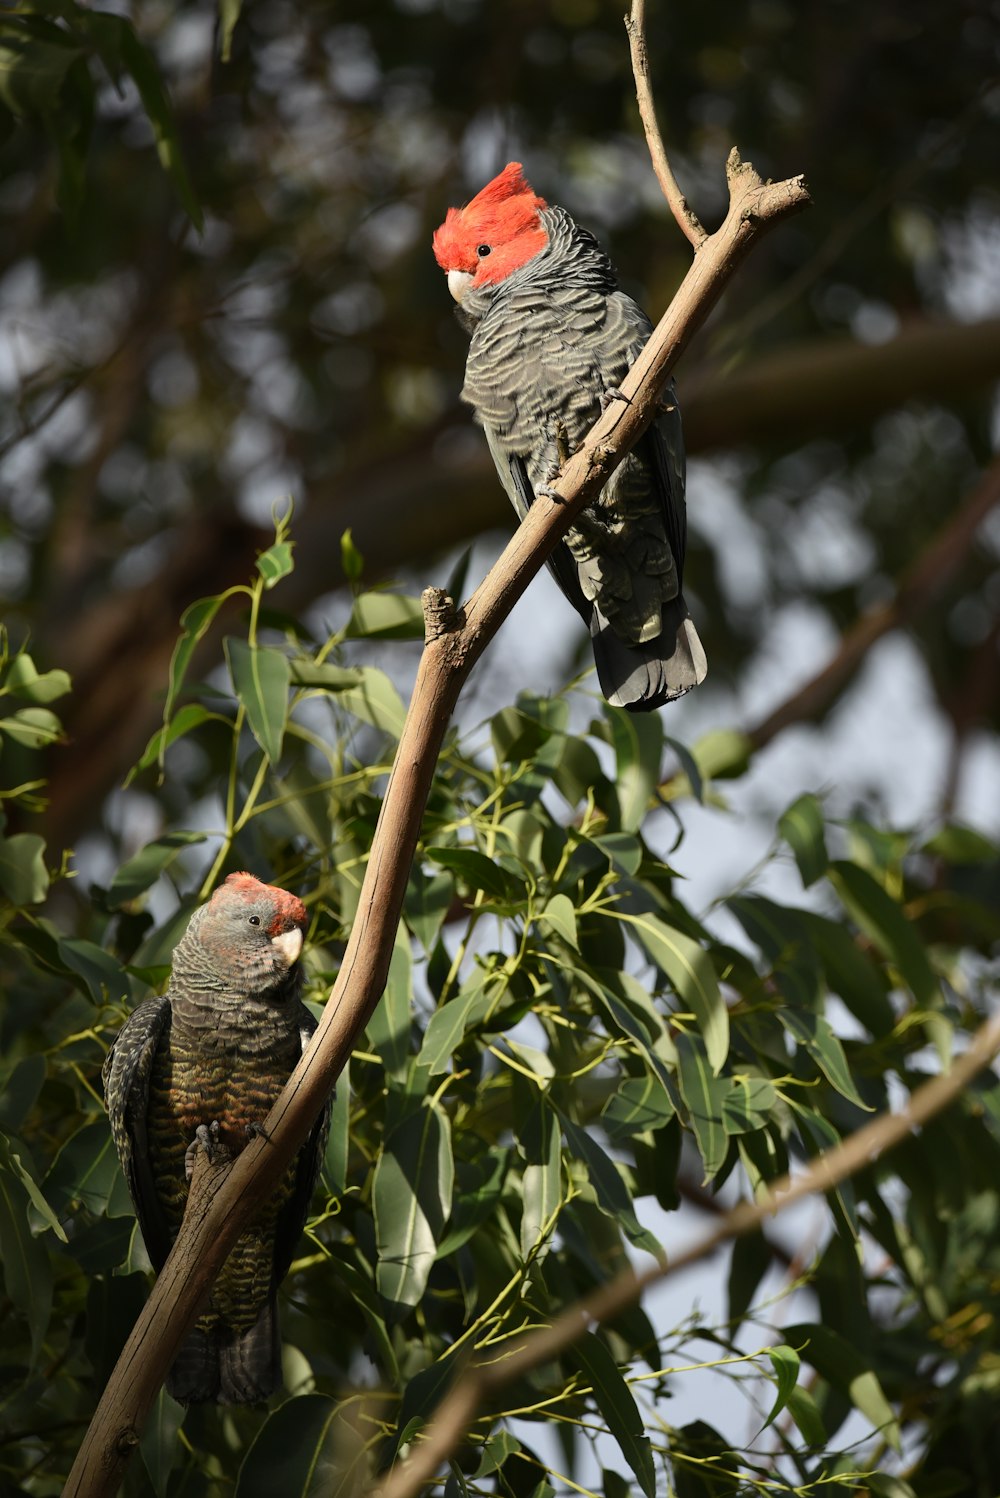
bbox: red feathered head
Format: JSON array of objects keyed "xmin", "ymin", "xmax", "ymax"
[{"xmin": 433, "ymin": 162, "xmax": 548, "ymax": 298}]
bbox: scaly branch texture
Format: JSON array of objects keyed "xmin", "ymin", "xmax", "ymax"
[{"xmin": 376, "ymin": 1008, "xmax": 1000, "ymax": 1498}]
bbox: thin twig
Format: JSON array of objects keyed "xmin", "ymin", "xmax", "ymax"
[
  {"xmin": 62, "ymin": 153, "xmax": 809, "ymax": 1498},
  {"xmin": 375, "ymin": 1007, "xmax": 1000, "ymax": 1498},
  {"xmin": 625, "ymin": 0, "xmax": 707, "ymax": 248}
]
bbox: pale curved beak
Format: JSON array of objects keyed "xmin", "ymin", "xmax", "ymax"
[
  {"xmin": 447, "ymin": 268, "xmax": 474, "ymax": 302},
  {"xmin": 271, "ymin": 927, "xmax": 304, "ymax": 967}
]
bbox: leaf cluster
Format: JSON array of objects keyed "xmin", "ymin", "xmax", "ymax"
[{"xmin": 2, "ymin": 528, "xmax": 999, "ymax": 1497}]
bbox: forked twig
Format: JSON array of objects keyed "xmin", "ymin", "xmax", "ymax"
[{"xmin": 625, "ymin": 0, "xmax": 707, "ymax": 248}]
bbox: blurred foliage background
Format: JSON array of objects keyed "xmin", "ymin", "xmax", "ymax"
[
  {"xmin": 1, "ymin": 0, "xmax": 1000, "ymax": 1495},
  {"xmin": 1, "ymin": 0, "xmax": 998, "ymax": 851}
]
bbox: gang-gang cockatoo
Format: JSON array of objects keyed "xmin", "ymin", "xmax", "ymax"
[
  {"xmin": 433, "ymin": 161, "xmax": 706, "ymax": 712},
  {"xmin": 103, "ymin": 872, "xmax": 329, "ymax": 1403}
]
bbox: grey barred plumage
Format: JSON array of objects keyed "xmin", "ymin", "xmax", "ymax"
[
  {"xmin": 434, "ymin": 166, "xmax": 707, "ymax": 710},
  {"xmin": 102, "ymin": 873, "xmax": 330, "ymax": 1404}
]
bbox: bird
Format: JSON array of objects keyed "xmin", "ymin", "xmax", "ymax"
[
  {"xmin": 102, "ymin": 872, "xmax": 330, "ymax": 1404},
  {"xmin": 433, "ymin": 161, "xmax": 706, "ymax": 712}
]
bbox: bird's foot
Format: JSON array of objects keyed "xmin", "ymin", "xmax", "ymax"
[
  {"xmin": 245, "ymin": 1120, "xmax": 272, "ymax": 1145},
  {"xmin": 536, "ymin": 483, "xmax": 564, "ymax": 505},
  {"xmin": 184, "ymin": 1120, "xmax": 228, "ymax": 1181},
  {"xmin": 600, "ymin": 386, "xmax": 630, "ymax": 411}
]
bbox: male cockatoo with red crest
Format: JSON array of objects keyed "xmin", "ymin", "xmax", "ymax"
[{"xmin": 433, "ymin": 162, "xmax": 706, "ymax": 711}]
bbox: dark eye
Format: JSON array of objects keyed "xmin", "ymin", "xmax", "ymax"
[
  {"xmin": 248, "ymin": 915, "xmax": 261, "ymax": 926},
  {"xmin": 477, "ymin": 244, "xmax": 491, "ymax": 257}
]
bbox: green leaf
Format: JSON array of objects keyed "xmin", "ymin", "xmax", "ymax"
[
  {"xmin": 0, "ymin": 1137, "xmax": 66, "ymax": 1242},
  {"xmin": 675, "ymin": 1032, "xmax": 729, "ymax": 1181},
  {"xmin": 107, "ymin": 831, "xmax": 207, "ymax": 908},
  {"xmin": 797, "ymin": 910, "xmax": 894, "ymax": 1037},
  {"xmin": 44, "ymin": 1120, "xmax": 120, "ymax": 1215},
  {"xmin": 418, "ymin": 974, "xmax": 496, "ymax": 1077},
  {"xmin": 234, "ymin": 1393, "xmax": 340, "ymax": 1498},
  {"xmin": 761, "ymin": 1344, "xmax": 800, "ymax": 1432},
  {"xmin": 365, "ymin": 927, "xmax": 412, "ymax": 1078},
  {"xmin": 589, "ymin": 832, "xmax": 643, "ymax": 876},
  {"xmin": 783, "ymin": 1323, "xmax": 900, "ymax": 1450},
  {"xmin": 3, "ymin": 653, "xmax": 71, "ymax": 704},
  {"xmin": 785, "ymin": 1384, "xmax": 826, "ymax": 1448},
  {"xmin": 605, "ymin": 706, "xmax": 663, "ymax": 832},
  {"xmin": 218, "ymin": 0, "xmax": 243, "ymax": 61},
  {"xmin": 781, "ymin": 1009, "xmax": 869, "ymax": 1109},
  {"xmin": 225, "ymin": 637, "xmax": 290, "ymax": 764},
  {"xmin": 691, "ymin": 727, "xmax": 751, "ymax": 781},
  {"xmin": 345, "ymin": 590, "xmax": 425, "ymax": 639},
  {"xmin": 140, "ymin": 1386, "xmax": 186, "ymax": 1497},
  {"xmin": 323, "ymin": 1059, "xmax": 350, "ymax": 1195},
  {"xmin": 491, "ymin": 705, "xmax": 549, "ymax": 765},
  {"xmin": 628, "ymin": 913, "xmax": 729, "ymax": 1072},
  {"xmin": 0, "ymin": 1143, "xmax": 52, "ymax": 1364},
  {"xmin": 374, "ymin": 1099, "xmax": 454, "ymax": 1309},
  {"xmin": 131, "ymin": 703, "xmax": 226, "ymax": 779},
  {"xmin": 336, "ymin": 665, "xmax": 407, "ymax": 737},
  {"xmin": 721, "ymin": 1075, "xmax": 777, "ymax": 1135},
  {"xmin": 161, "ymin": 591, "xmax": 234, "ymax": 757},
  {"xmin": 727, "ymin": 1231, "xmax": 772, "ymax": 1329},
  {"xmin": 560, "ymin": 1115, "xmax": 661, "ymax": 1257},
  {"xmin": 436, "ymin": 1148, "xmax": 508, "ymax": 1257},
  {"xmin": 0, "ymin": 707, "xmax": 63, "ymax": 748},
  {"xmin": 0, "ymin": 23, "xmax": 82, "ymax": 117},
  {"xmin": 519, "ymin": 1101, "xmax": 561, "ymax": 1260},
  {"xmin": 426, "ymin": 846, "xmax": 522, "ymax": 900},
  {"xmin": 602, "ymin": 1075, "xmax": 676, "ymax": 1140},
  {"xmin": 0, "ymin": 833, "xmax": 48, "ymax": 904},
  {"xmin": 255, "ymin": 539, "xmax": 294, "ymax": 589},
  {"xmin": 779, "ymin": 793, "xmax": 829, "ymax": 887},
  {"xmin": 472, "ymin": 1429, "xmax": 521, "ymax": 1479},
  {"xmin": 663, "ymin": 733, "xmax": 704, "ymax": 803},
  {"xmin": 922, "ymin": 823, "xmax": 998, "ymax": 863},
  {"xmin": 574, "ymin": 1332, "xmax": 655, "ymax": 1498},
  {"xmin": 404, "ymin": 869, "xmax": 454, "ymax": 954},
  {"xmin": 340, "ymin": 527, "xmax": 364, "ymax": 583},
  {"xmin": 830, "ymin": 860, "xmax": 939, "ymax": 1008},
  {"xmin": 541, "ymin": 892, "xmax": 578, "ymax": 948},
  {"xmin": 111, "ymin": 21, "xmax": 202, "ymax": 229}
]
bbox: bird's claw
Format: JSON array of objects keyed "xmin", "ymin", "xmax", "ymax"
[
  {"xmin": 246, "ymin": 1120, "xmax": 272, "ymax": 1145},
  {"xmin": 184, "ymin": 1120, "xmax": 227, "ymax": 1180},
  {"xmin": 536, "ymin": 483, "xmax": 564, "ymax": 505},
  {"xmin": 600, "ymin": 386, "xmax": 629, "ymax": 411}
]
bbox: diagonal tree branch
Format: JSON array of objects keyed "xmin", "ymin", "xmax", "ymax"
[
  {"xmin": 747, "ymin": 451, "xmax": 1000, "ymax": 749},
  {"xmin": 375, "ymin": 1006, "xmax": 1000, "ymax": 1498},
  {"xmin": 62, "ymin": 152, "xmax": 809, "ymax": 1498}
]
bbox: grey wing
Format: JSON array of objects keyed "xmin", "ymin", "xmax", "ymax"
[
  {"xmin": 645, "ymin": 380, "xmax": 687, "ymax": 581},
  {"xmin": 481, "ymin": 422, "xmax": 593, "ymax": 626},
  {"xmin": 102, "ymin": 995, "xmax": 173, "ymax": 1268},
  {"xmin": 271, "ymin": 1010, "xmax": 333, "ymax": 1287}
]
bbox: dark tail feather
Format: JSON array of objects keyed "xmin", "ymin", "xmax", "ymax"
[
  {"xmin": 166, "ymin": 1301, "xmax": 281, "ymax": 1404},
  {"xmin": 218, "ymin": 1297, "xmax": 282, "ymax": 1405},
  {"xmin": 166, "ymin": 1325, "xmax": 220, "ymax": 1404},
  {"xmin": 591, "ymin": 595, "xmax": 707, "ymax": 712}
]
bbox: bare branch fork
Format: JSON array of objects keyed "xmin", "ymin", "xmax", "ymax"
[{"xmin": 64, "ymin": 65, "xmax": 808, "ymax": 1498}]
